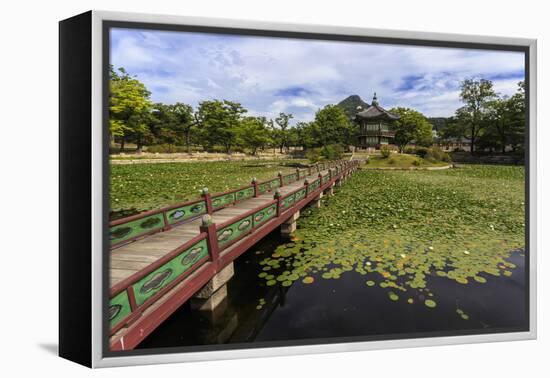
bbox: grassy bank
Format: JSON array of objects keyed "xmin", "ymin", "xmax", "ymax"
[{"xmin": 364, "ymin": 153, "xmax": 450, "ymax": 169}]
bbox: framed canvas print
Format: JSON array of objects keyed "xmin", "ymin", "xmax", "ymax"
[{"xmin": 59, "ymin": 10, "xmax": 537, "ymax": 368}]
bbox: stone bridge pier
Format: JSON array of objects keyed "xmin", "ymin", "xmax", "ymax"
[
  {"xmin": 191, "ymin": 262, "xmax": 234, "ymax": 311},
  {"xmin": 281, "ymin": 210, "xmax": 300, "ymax": 236}
]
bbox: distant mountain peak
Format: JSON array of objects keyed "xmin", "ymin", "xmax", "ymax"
[{"xmin": 337, "ymin": 95, "xmax": 371, "ymax": 119}]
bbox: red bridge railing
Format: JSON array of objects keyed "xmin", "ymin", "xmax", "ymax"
[
  {"xmin": 109, "ymin": 160, "xmax": 350, "ymax": 249},
  {"xmin": 109, "ymin": 160, "xmax": 359, "ymax": 337}
]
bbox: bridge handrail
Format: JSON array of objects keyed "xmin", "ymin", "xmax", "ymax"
[
  {"xmin": 210, "ymin": 183, "xmax": 255, "ymax": 209},
  {"xmin": 109, "ymin": 159, "xmax": 359, "ymax": 334},
  {"xmin": 256, "ymin": 177, "xmax": 281, "ymax": 195},
  {"xmin": 215, "ymin": 199, "xmax": 278, "ymax": 251},
  {"xmin": 109, "ymin": 232, "xmax": 209, "ymax": 334},
  {"xmin": 109, "ymin": 159, "xmax": 350, "ymax": 249}
]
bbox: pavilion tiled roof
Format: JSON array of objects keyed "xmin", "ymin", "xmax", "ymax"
[
  {"xmin": 355, "ymin": 104, "xmax": 400, "ymax": 121},
  {"xmin": 354, "ymin": 93, "xmax": 400, "ymax": 121}
]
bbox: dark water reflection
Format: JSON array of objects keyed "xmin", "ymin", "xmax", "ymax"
[{"xmin": 138, "ymin": 231, "xmax": 527, "ymax": 349}]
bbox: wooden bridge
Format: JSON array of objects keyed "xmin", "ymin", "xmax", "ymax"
[{"xmin": 108, "ymin": 159, "xmax": 359, "ymax": 351}]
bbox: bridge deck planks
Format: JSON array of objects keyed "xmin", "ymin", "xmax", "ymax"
[{"xmin": 110, "ymin": 169, "xmax": 331, "ymax": 288}]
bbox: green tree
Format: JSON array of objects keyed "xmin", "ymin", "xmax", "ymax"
[
  {"xmin": 312, "ymin": 105, "xmax": 354, "ymax": 148},
  {"xmin": 389, "ymin": 107, "xmax": 433, "ymax": 152},
  {"xmin": 195, "ymin": 100, "xmax": 247, "ymax": 153},
  {"xmin": 150, "ymin": 103, "xmax": 177, "ymax": 145},
  {"xmin": 481, "ymin": 81, "xmax": 525, "ymax": 153},
  {"xmin": 109, "ymin": 67, "xmax": 152, "ymax": 151},
  {"xmin": 457, "ymin": 78, "xmax": 497, "ymax": 154},
  {"xmin": 274, "ymin": 112, "xmax": 294, "ymax": 153},
  {"xmin": 507, "ymin": 81, "xmax": 526, "ymax": 151},
  {"xmin": 484, "ymin": 98, "xmax": 512, "ymax": 152},
  {"xmin": 236, "ymin": 117, "xmax": 273, "ymax": 155},
  {"xmin": 169, "ymin": 103, "xmax": 194, "ymax": 152}
]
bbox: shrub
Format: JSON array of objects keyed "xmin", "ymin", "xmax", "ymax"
[
  {"xmin": 403, "ymin": 146, "xmax": 416, "ymax": 155},
  {"xmin": 412, "ymin": 158, "xmax": 421, "ymax": 166},
  {"xmin": 388, "ymin": 157, "xmax": 396, "ymax": 165},
  {"xmin": 415, "ymin": 147, "xmax": 428, "ymax": 158},
  {"xmin": 425, "ymin": 146, "xmax": 451, "ymax": 162},
  {"xmin": 305, "ymin": 148, "xmax": 322, "ymax": 163},
  {"xmin": 380, "ymin": 145, "xmax": 391, "ymax": 158},
  {"xmin": 321, "ymin": 144, "xmax": 345, "ymax": 160}
]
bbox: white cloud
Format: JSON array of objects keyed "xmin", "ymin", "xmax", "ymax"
[{"xmin": 110, "ymin": 28, "xmax": 525, "ymax": 121}]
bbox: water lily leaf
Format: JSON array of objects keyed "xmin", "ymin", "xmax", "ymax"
[
  {"xmin": 473, "ymin": 276, "xmax": 487, "ymax": 283},
  {"xmin": 425, "ymin": 299, "xmax": 437, "ymax": 308},
  {"xmin": 302, "ymin": 276, "xmax": 315, "ymax": 284}
]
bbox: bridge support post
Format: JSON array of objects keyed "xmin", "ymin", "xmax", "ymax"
[
  {"xmin": 326, "ymin": 183, "xmax": 334, "ymax": 196},
  {"xmin": 281, "ymin": 210, "xmax": 300, "ymax": 236},
  {"xmin": 191, "ymin": 262, "xmax": 234, "ymax": 312},
  {"xmin": 311, "ymin": 192, "xmax": 323, "ymax": 209}
]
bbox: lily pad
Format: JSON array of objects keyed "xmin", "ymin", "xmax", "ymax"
[
  {"xmin": 473, "ymin": 276, "xmax": 487, "ymax": 283},
  {"xmin": 424, "ymin": 299, "xmax": 437, "ymax": 308},
  {"xmin": 388, "ymin": 292, "xmax": 399, "ymax": 301},
  {"xmin": 302, "ymin": 276, "xmax": 315, "ymax": 284}
]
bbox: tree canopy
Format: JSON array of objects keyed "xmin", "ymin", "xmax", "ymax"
[
  {"xmin": 109, "ymin": 67, "xmax": 152, "ymax": 151},
  {"xmin": 441, "ymin": 79, "xmax": 525, "ymax": 154},
  {"xmin": 388, "ymin": 107, "xmax": 433, "ymax": 152}
]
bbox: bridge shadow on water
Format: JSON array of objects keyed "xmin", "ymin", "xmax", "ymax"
[{"xmin": 137, "ymin": 231, "xmax": 527, "ymax": 350}]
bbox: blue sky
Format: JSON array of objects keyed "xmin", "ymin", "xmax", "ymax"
[{"xmin": 110, "ymin": 28, "xmax": 525, "ymax": 122}]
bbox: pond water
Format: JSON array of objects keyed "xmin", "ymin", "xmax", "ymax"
[
  {"xmin": 138, "ymin": 232, "xmax": 527, "ymax": 350},
  {"xmin": 137, "ymin": 166, "xmax": 528, "ymax": 350}
]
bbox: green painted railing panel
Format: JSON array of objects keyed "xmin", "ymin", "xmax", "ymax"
[
  {"xmin": 283, "ymin": 173, "xmax": 297, "ymax": 185},
  {"xmin": 257, "ymin": 182, "xmax": 270, "ymax": 194},
  {"xmin": 295, "ymin": 188, "xmax": 306, "ymax": 201},
  {"xmin": 212, "ymin": 192, "xmax": 236, "ymax": 209},
  {"xmin": 166, "ymin": 200, "xmax": 207, "ymax": 225},
  {"xmin": 217, "ymin": 215, "xmax": 254, "ymax": 248},
  {"xmin": 253, "ymin": 203, "xmax": 277, "ymax": 226},
  {"xmin": 309, "ymin": 179, "xmax": 321, "ymax": 192},
  {"xmin": 235, "ymin": 187, "xmax": 254, "ymax": 202},
  {"xmin": 131, "ymin": 238, "xmax": 209, "ymax": 306},
  {"xmin": 109, "ymin": 290, "xmax": 132, "ymax": 329},
  {"xmin": 258, "ymin": 179, "xmax": 280, "ymax": 194},
  {"xmin": 282, "ymin": 194, "xmax": 295, "ymax": 209},
  {"xmin": 110, "ymin": 213, "xmax": 165, "ymax": 246}
]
